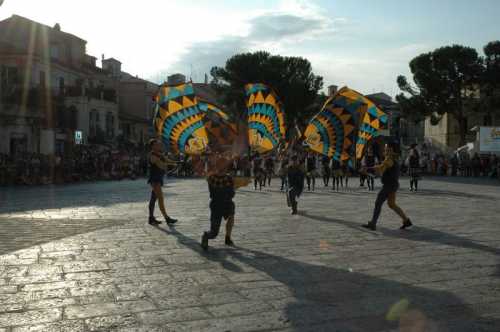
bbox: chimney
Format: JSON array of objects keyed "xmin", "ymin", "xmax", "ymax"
[
  {"xmin": 204, "ymin": 73, "xmax": 208, "ymax": 85},
  {"xmin": 328, "ymin": 85, "xmax": 338, "ymax": 96}
]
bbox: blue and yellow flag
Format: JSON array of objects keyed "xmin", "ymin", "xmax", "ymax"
[
  {"xmin": 198, "ymin": 101, "xmax": 238, "ymax": 150},
  {"xmin": 304, "ymin": 87, "xmax": 387, "ymax": 162},
  {"xmin": 245, "ymin": 83, "xmax": 286, "ymax": 154},
  {"xmin": 153, "ymin": 82, "xmax": 208, "ymax": 155},
  {"xmin": 304, "ymin": 97, "xmax": 356, "ymax": 161},
  {"xmin": 335, "ymin": 87, "xmax": 388, "ymax": 159}
]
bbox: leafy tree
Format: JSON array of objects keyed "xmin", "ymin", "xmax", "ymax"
[
  {"xmin": 210, "ymin": 51, "xmax": 323, "ymax": 133},
  {"xmin": 481, "ymin": 41, "xmax": 500, "ymax": 116},
  {"xmin": 396, "ymin": 45, "xmax": 483, "ymax": 146}
]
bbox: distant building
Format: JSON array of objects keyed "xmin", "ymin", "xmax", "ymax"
[
  {"xmin": 0, "ymin": 15, "xmax": 120, "ymax": 155},
  {"xmin": 167, "ymin": 73, "xmax": 186, "ymax": 86},
  {"xmin": 193, "ymin": 83, "xmax": 219, "ymax": 106},
  {"xmin": 424, "ymin": 86, "xmax": 500, "ymax": 152},
  {"xmin": 327, "ymin": 85, "xmax": 338, "ymax": 96},
  {"xmin": 118, "ymin": 73, "xmax": 158, "ymax": 144},
  {"xmin": 0, "ymin": 14, "xmax": 159, "ymax": 156},
  {"xmin": 365, "ymin": 92, "xmax": 424, "ymax": 146},
  {"xmin": 424, "ymin": 112, "xmax": 500, "ymax": 152}
]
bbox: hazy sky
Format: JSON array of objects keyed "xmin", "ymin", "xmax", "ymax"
[{"xmin": 1, "ymin": 0, "xmax": 499, "ymax": 96}]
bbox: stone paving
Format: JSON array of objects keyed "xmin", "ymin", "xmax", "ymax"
[{"xmin": 0, "ymin": 176, "xmax": 499, "ymax": 331}]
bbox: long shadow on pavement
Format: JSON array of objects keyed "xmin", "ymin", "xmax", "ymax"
[
  {"xmin": 299, "ymin": 187, "xmax": 497, "ymax": 200},
  {"xmin": 161, "ymin": 227, "xmax": 499, "ymax": 331},
  {"xmin": 0, "ymin": 179, "xmax": 180, "ymax": 215},
  {"xmin": 300, "ymin": 212, "xmax": 500, "ymax": 257},
  {"xmin": 0, "ymin": 218, "xmax": 130, "ymax": 256},
  {"xmin": 301, "ymin": 212, "xmax": 500, "ymax": 279}
]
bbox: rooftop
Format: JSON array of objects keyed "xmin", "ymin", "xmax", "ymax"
[{"xmin": 0, "ymin": 14, "xmax": 87, "ymax": 43}]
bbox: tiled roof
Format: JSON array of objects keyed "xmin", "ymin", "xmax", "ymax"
[
  {"xmin": 193, "ymin": 83, "xmax": 220, "ymax": 106},
  {"xmin": 0, "ymin": 14, "xmax": 87, "ymax": 43}
]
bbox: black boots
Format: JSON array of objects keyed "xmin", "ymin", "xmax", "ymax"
[
  {"xmin": 225, "ymin": 236, "xmax": 234, "ymax": 246},
  {"xmin": 400, "ymin": 219, "xmax": 413, "ymax": 230},
  {"xmin": 148, "ymin": 216, "xmax": 161, "ymax": 225},
  {"xmin": 165, "ymin": 216, "xmax": 178, "ymax": 225},
  {"xmin": 361, "ymin": 222, "xmax": 376, "ymax": 231},
  {"xmin": 201, "ymin": 232, "xmax": 209, "ymax": 251}
]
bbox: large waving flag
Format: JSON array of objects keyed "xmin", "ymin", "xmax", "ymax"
[
  {"xmin": 304, "ymin": 86, "xmax": 387, "ymax": 162},
  {"xmin": 304, "ymin": 97, "xmax": 356, "ymax": 161},
  {"xmin": 245, "ymin": 83, "xmax": 286, "ymax": 154},
  {"xmin": 335, "ymin": 87, "xmax": 388, "ymax": 159},
  {"xmin": 198, "ymin": 101, "xmax": 238, "ymax": 150},
  {"xmin": 153, "ymin": 82, "xmax": 208, "ymax": 155}
]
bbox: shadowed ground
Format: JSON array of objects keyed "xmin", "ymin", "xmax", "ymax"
[{"xmin": 0, "ymin": 177, "xmax": 499, "ymax": 331}]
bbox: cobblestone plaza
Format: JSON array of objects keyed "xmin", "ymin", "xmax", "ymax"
[{"xmin": 0, "ymin": 177, "xmax": 499, "ymax": 331}]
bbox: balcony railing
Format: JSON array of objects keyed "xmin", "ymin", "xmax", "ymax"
[{"xmin": 1, "ymin": 85, "xmax": 118, "ymax": 105}]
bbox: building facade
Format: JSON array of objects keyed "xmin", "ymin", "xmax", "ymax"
[
  {"xmin": 424, "ymin": 112, "xmax": 500, "ymax": 152},
  {"xmin": 0, "ymin": 14, "xmax": 157, "ymax": 157},
  {"xmin": 118, "ymin": 73, "xmax": 158, "ymax": 145}
]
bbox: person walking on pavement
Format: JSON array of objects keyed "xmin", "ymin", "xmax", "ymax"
[
  {"xmin": 362, "ymin": 142, "xmax": 412, "ymax": 231},
  {"xmin": 331, "ymin": 158, "xmax": 343, "ymax": 191},
  {"xmin": 287, "ymin": 155, "xmax": 305, "ymax": 215},
  {"xmin": 201, "ymin": 155, "xmax": 250, "ymax": 251},
  {"xmin": 408, "ymin": 144, "xmax": 421, "ymax": 192},
  {"xmin": 147, "ymin": 139, "xmax": 178, "ymax": 225},
  {"xmin": 305, "ymin": 153, "xmax": 317, "ymax": 191},
  {"xmin": 362, "ymin": 146, "xmax": 377, "ymax": 191},
  {"xmin": 264, "ymin": 156, "xmax": 275, "ymax": 187},
  {"xmin": 321, "ymin": 155, "xmax": 331, "ymax": 187},
  {"xmin": 278, "ymin": 158, "xmax": 289, "ymax": 191}
]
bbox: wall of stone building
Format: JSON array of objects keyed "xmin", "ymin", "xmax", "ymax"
[
  {"xmin": 1, "ymin": 56, "xmax": 85, "ymax": 93},
  {"xmin": 424, "ymin": 113, "xmax": 451, "ymax": 151},
  {"xmin": 119, "ymin": 81, "xmax": 157, "ymax": 121},
  {"xmin": 0, "ymin": 16, "xmax": 86, "ymax": 67},
  {"xmin": 0, "ymin": 121, "xmax": 39, "ymax": 155},
  {"xmin": 400, "ymin": 119, "xmax": 424, "ymax": 145},
  {"xmin": 64, "ymin": 96, "xmax": 118, "ymax": 144},
  {"xmin": 120, "ymin": 120, "xmax": 149, "ymax": 144},
  {"xmin": 425, "ymin": 111, "xmax": 500, "ymax": 152}
]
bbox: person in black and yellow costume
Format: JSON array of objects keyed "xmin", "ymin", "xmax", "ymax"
[
  {"xmin": 287, "ymin": 155, "xmax": 305, "ymax": 215},
  {"xmin": 321, "ymin": 155, "xmax": 331, "ymax": 187},
  {"xmin": 252, "ymin": 153, "xmax": 265, "ymax": 190},
  {"xmin": 362, "ymin": 142, "xmax": 413, "ymax": 231},
  {"xmin": 148, "ymin": 139, "xmax": 179, "ymax": 225},
  {"xmin": 305, "ymin": 152, "xmax": 317, "ymax": 191},
  {"xmin": 362, "ymin": 146, "xmax": 377, "ymax": 191},
  {"xmin": 331, "ymin": 158, "xmax": 343, "ymax": 191},
  {"xmin": 264, "ymin": 156, "xmax": 275, "ymax": 187},
  {"xmin": 201, "ymin": 155, "xmax": 250, "ymax": 251}
]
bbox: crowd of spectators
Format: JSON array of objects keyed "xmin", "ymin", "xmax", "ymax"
[
  {"xmin": 1, "ymin": 143, "xmax": 499, "ymax": 186},
  {"xmin": 0, "ymin": 145, "xmax": 149, "ymax": 186},
  {"xmin": 401, "ymin": 146, "xmax": 499, "ymax": 179}
]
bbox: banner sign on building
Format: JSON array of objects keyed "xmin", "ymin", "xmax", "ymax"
[
  {"xmin": 479, "ymin": 127, "xmax": 500, "ymax": 152},
  {"xmin": 75, "ymin": 131, "xmax": 83, "ymax": 145}
]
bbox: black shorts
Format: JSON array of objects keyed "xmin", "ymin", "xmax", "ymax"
[
  {"xmin": 147, "ymin": 177, "xmax": 164, "ymax": 186},
  {"xmin": 210, "ymin": 201, "xmax": 235, "ymax": 219}
]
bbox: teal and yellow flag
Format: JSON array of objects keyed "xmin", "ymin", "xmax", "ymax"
[
  {"xmin": 198, "ymin": 101, "xmax": 238, "ymax": 150},
  {"xmin": 245, "ymin": 83, "xmax": 286, "ymax": 154},
  {"xmin": 335, "ymin": 87, "xmax": 388, "ymax": 159},
  {"xmin": 304, "ymin": 86, "xmax": 387, "ymax": 163},
  {"xmin": 153, "ymin": 82, "xmax": 208, "ymax": 155},
  {"xmin": 304, "ymin": 98, "xmax": 356, "ymax": 161}
]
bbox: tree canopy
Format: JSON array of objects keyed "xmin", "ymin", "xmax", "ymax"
[
  {"xmin": 482, "ymin": 41, "xmax": 500, "ymax": 110},
  {"xmin": 210, "ymin": 51, "xmax": 324, "ymax": 133},
  {"xmin": 397, "ymin": 44, "xmax": 487, "ymax": 146}
]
